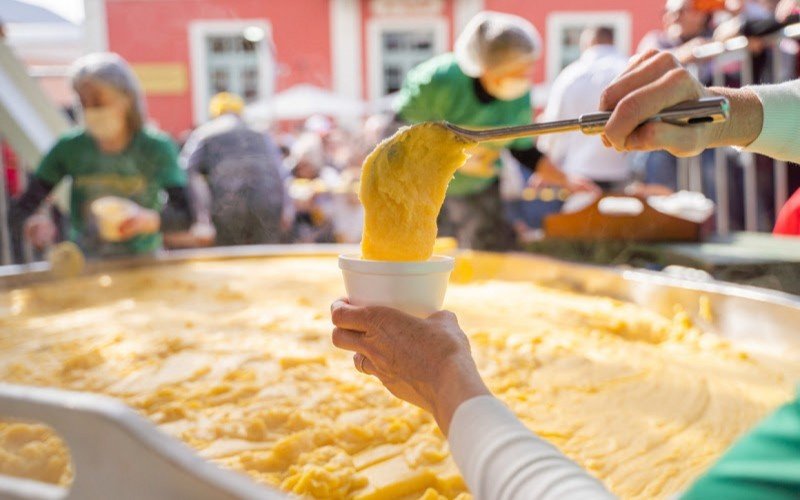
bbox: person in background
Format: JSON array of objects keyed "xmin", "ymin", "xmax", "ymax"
[
  {"xmin": 395, "ymin": 11, "xmax": 589, "ymax": 252},
  {"xmin": 10, "ymin": 53, "xmax": 194, "ymax": 258},
  {"xmin": 537, "ymin": 27, "xmax": 631, "ymax": 193},
  {"xmin": 331, "ymin": 52, "xmax": 800, "ymax": 500},
  {"xmin": 330, "ymin": 167, "xmax": 364, "ymax": 244},
  {"xmin": 180, "ymin": 92, "xmax": 284, "ymax": 247},
  {"xmin": 638, "ymin": 0, "xmax": 716, "ymax": 65},
  {"xmin": 284, "ymin": 133, "xmax": 339, "ymax": 243}
]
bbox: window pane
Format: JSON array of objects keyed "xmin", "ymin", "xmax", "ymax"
[
  {"xmin": 380, "ymin": 29, "xmax": 436, "ymax": 95},
  {"xmin": 210, "ymin": 68, "xmax": 230, "ymax": 93},
  {"xmin": 204, "ymin": 33, "xmax": 263, "ymax": 110},
  {"xmin": 208, "ymin": 37, "xmax": 226, "ymax": 53},
  {"xmin": 242, "ymin": 67, "xmax": 259, "ymax": 101},
  {"xmin": 242, "ymin": 38, "xmax": 257, "ymax": 53}
]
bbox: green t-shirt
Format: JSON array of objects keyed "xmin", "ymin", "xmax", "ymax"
[
  {"xmin": 682, "ymin": 392, "xmax": 800, "ymax": 500},
  {"xmin": 35, "ymin": 128, "xmax": 186, "ymax": 255},
  {"xmin": 395, "ymin": 52, "xmax": 534, "ymax": 197}
]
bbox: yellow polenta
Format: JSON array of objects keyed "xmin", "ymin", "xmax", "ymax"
[
  {"xmin": 360, "ymin": 123, "xmax": 473, "ymax": 261},
  {"xmin": 0, "ymin": 256, "xmax": 798, "ymax": 499}
]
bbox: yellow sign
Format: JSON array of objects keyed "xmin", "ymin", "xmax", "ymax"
[{"xmin": 131, "ymin": 63, "xmax": 188, "ymax": 95}]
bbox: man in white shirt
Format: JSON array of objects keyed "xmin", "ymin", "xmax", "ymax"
[{"xmin": 538, "ymin": 27, "xmax": 631, "ymax": 190}]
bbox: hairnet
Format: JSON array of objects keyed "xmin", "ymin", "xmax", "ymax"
[
  {"xmin": 71, "ymin": 52, "xmax": 147, "ymax": 131},
  {"xmin": 455, "ymin": 11, "xmax": 542, "ymax": 78},
  {"xmin": 209, "ymin": 92, "xmax": 245, "ymax": 118}
]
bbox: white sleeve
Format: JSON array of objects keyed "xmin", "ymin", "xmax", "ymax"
[
  {"xmin": 448, "ymin": 396, "xmax": 615, "ymax": 500},
  {"xmin": 743, "ymin": 80, "xmax": 800, "ymax": 163}
]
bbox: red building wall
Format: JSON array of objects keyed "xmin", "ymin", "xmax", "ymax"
[
  {"xmin": 106, "ymin": 0, "xmax": 332, "ymax": 134},
  {"xmin": 105, "ymin": 0, "xmax": 663, "ymax": 136}
]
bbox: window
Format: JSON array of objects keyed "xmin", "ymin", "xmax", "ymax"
[
  {"xmin": 189, "ymin": 21, "xmax": 274, "ymax": 124},
  {"xmin": 204, "ymin": 34, "xmax": 259, "ymax": 100},
  {"xmin": 379, "ymin": 30, "xmax": 437, "ymax": 94},
  {"xmin": 367, "ymin": 18, "xmax": 448, "ymax": 99},
  {"xmin": 545, "ymin": 12, "xmax": 632, "ymax": 83}
]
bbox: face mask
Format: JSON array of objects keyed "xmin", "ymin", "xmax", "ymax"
[
  {"xmin": 84, "ymin": 106, "xmax": 126, "ymax": 141},
  {"xmin": 489, "ymin": 77, "xmax": 532, "ymax": 101}
]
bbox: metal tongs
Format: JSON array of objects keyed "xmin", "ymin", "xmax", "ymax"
[{"xmin": 444, "ymin": 96, "xmax": 729, "ymax": 142}]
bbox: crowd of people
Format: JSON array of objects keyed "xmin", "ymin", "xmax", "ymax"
[{"xmin": 4, "ymin": 0, "xmax": 800, "ymax": 263}]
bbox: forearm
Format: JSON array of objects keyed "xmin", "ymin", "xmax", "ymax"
[
  {"xmin": 449, "ymin": 396, "xmax": 614, "ymax": 500},
  {"xmin": 431, "ymin": 357, "xmax": 491, "ymax": 435},
  {"xmin": 187, "ymin": 174, "xmax": 212, "ymax": 224},
  {"xmin": 733, "ymin": 80, "xmax": 800, "ymax": 163},
  {"xmin": 706, "ymin": 87, "xmax": 764, "ymax": 150},
  {"xmin": 10, "ymin": 177, "xmax": 54, "ymax": 222}
]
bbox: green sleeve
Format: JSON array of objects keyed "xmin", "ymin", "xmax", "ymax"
[
  {"xmin": 154, "ymin": 136, "xmax": 186, "ymax": 188},
  {"xmin": 35, "ymin": 137, "xmax": 70, "ymax": 185},
  {"xmin": 681, "ymin": 393, "xmax": 800, "ymax": 500},
  {"xmin": 395, "ymin": 66, "xmax": 447, "ymax": 123}
]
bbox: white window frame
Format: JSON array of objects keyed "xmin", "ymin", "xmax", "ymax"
[
  {"xmin": 545, "ymin": 11, "xmax": 632, "ymax": 84},
  {"xmin": 188, "ymin": 20, "xmax": 274, "ymax": 125},
  {"xmin": 366, "ymin": 17, "xmax": 449, "ymax": 101}
]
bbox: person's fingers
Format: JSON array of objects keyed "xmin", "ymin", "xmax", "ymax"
[
  {"xmin": 599, "ymin": 51, "xmax": 681, "ymax": 111},
  {"xmin": 331, "ymin": 326, "xmax": 365, "ymax": 352},
  {"xmin": 353, "ymin": 353, "xmax": 378, "ymax": 376},
  {"xmin": 625, "ymin": 122, "xmax": 703, "ymax": 156},
  {"xmin": 618, "ymin": 48, "xmax": 662, "ymax": 77},
  {"xmin": 427, "ymin": 309, "xmax": 458, "ymax": 325},
  {"xmin": 604, "ymin": 68, "xmax": 704, "ymax": 151},
  {"xmin": 331, "ymin": 300, "xmax": 371, "ymax": 332}
]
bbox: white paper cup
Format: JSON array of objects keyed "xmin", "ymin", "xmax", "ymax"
[
  {"xmin": 338, "ymin": 254, "xmax": 455, "ymax": 318},
  {"xmin": 90, "ymin": 196, "xmax": 141, "ymax": 242}
]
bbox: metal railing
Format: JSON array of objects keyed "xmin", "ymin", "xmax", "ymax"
[{"xmin": 683, "ymin": 23, "xmax": 800, "ymax": 235}]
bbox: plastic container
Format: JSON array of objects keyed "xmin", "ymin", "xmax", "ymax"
[
  {"xmin": 338, "ymin": 254, "xmax": 455, "ymax": 317},
  {"xmin": 90, "ymin": 196, "xmax": 141, "ymax": 242}
]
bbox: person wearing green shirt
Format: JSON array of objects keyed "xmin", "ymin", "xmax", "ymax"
[
  {"xmin": 11, "ymin": 53, "xmax": 196, "ymax": 258},
  {"xmin": 395, "ymin": 11, "xmax": 597, "ymax": 251}
]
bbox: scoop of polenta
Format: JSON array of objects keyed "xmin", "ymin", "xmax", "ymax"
[{"xmin": 360, "ymin": 123, "xmax": 473, "ymax": 261}]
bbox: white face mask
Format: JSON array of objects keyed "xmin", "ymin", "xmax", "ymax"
[
  {"xmin": 84, "ymin": 106, "xmax": 126, "ymax": 141},
  {"xmin": 489, "ymin": 77, "xmax": 532, "ymax": 101}
]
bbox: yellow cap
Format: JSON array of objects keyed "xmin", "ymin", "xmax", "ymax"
[{"xmin": 208, "ymin": 92, "xmax": 245, "ymax": 118}]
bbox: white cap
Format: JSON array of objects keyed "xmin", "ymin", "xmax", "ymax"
[{"xmin": 455, "ymin": 11, "xmax": 542, "ymax": 78}]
